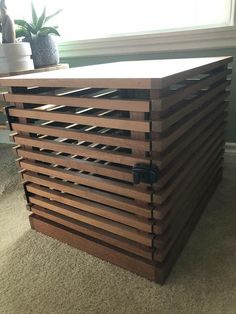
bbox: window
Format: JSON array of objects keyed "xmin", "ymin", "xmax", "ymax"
[{"xmin": 6, "ymin": 0, "xmax": 235, "ymax": 41}]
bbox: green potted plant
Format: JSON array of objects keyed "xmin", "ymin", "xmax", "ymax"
[{"xmin": 15, "ymin": 3, "xmax": 62, "ymax": 68}]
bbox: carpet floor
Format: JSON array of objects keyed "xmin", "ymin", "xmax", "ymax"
[{"xmin": 0, "ymin": 144, "xmax": 236, "ymax": 314}]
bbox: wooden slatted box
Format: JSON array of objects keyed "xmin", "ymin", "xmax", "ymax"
[{"xmin": 0, "ymin": 56, "xmax": 232, "ymax": 284}]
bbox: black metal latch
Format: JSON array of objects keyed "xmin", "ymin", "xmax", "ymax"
[{"xmin": 132, "ymin": 163, "xmax": 159, "ymax": 184}]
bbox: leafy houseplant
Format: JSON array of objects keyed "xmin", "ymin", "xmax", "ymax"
[{"xmin": 15, "ymin": 3, "xmax": 62, "ymax": 68}]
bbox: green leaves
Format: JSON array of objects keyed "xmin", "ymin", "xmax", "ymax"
[
  {"xmin": 39, "ymin": 27, "xmax": 60, "ymax": 36},
  {"xmin": 31, "ymin": 2, "xmax": 38, "ymax": 27},
  {"xmin": 15, "ymin": 27, "xmax": 31, "ymax": 40},
  {"xmin": 14, "ymin": 19, "xmax": 34, "ymax": 32},
  {"xmin": 36, "ymin": 7, "xmax": 46, "ymax": 31},
  {"xmin": 14, "ymin": 19, "xmax": 36, "ymax": 39},
  {"xmin": 45, "ymin": 9, "xmax": 62, "ymax": 23},
  {"xmin": 15, "ymin": 1, "xmax": 62, "ymax": 42}
]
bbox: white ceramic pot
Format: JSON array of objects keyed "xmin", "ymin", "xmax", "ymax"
[{"xmin": 0, "ymin": 42, "xmax": 34, "ymax": 74}]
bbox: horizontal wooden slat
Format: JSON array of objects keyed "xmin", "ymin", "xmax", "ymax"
[
  {"xmin": 8, "ymin": 108, "xmax": 150, "ymax": 132},
  {"xmin": 11, "ymin": 123, "xmax": 150, "ymax": 150},
  {"xmin": 152, "ymin": 68, "xmax": 229, "ymax": 111},
  {"xmin": 153, "ymin": 103, "xmax": 227, "ymax": 169},
  {"xmin": 153, "ymin": 147, "xmax": 224, "ymax": 209},
  {"xmin": 29, "ymin": 214, "xmax": 158, "ymax": 281},
  {"xmin": 152, "ymin": 92, "xmax": 228, "ymax": 149},
  {"xmin": 154, "ymin": 135, "xmax": 224, "ymax": 204},
  {"xmin": 17, "ymin": 149, "xmax": 133, "ymax": 182},
  {"xmin": 31, "ymin": 205, "xmax": 154, "ymax": 259},
  {"xmin": 154, "ymin": 166, "xmax": 223, "ymax": 262},
  {"xmin": 154, "ymin": 163, "xmax": 223, "ymax": 253},
  {"xmin": 154, "ymin": 104, "xmax": 227, "ymax": 169},
  {"xmin": 153, "ymin": 81, "xmax": 229, "ymax": 131},
  {"xmin": 154, "ymin": 152, "xmax": 222, "ymax": 220},
  {"xmin": 155, "ymin": 116, "xmax": 225, "ymax": 189},
  {"xmin": 19, "ymin": 160, "xmax": 151, "ymax": 202},
  {"xmin": 153, "ymin": 99, "xmax": 228, "ymax": 155},
  {"xmin": 14, "ymin": 135, "xmax": 149, "ymax": 166},
  {"xmin": 6, "ymin": 93, "xmax": 150, "ymax": 112},
  {"xmin": 153, "ymin": 146, "xmax": 224, "ymax": 218},
  {"xmin": 154, "ymin": 147, "xmax": 224, "ymax": 231},
  {"xmin": 154, "ymin": 156, "xmax": 223, "ymax": 244},
  {"xmin": 23, "ymin": 171, "xmax": 151, "ymax": 218},
  {"xmin": 26, "ymin": 183, "xmax": 152, "ymax": 232},
  {"xmin": 29, "ymin": 196, "xmax": 153, "ymax": 246},
  {"xmin": 157, "ymin": 57, "xmax": 232, "ymax": 89}
]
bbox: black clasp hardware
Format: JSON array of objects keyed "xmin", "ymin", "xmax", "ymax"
[
  {"xmin": 132, "ymin": 163, "xmax": 159, "ymax": 184},
  {"xmin": 22, "ymin": 181, "xmax": 31, "ymax": 204}
]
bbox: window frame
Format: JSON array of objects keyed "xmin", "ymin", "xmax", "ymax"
[{"xmin": 59, "ymin": 0, "xmax": 236, "ymax": 58}]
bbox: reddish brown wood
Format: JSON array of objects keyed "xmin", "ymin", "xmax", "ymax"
[
  {"xmin": 29, "ymin": 214, "xmax": 157, "ymax": 281},
  {"xmin": 1, "ymin": 56, "xmax": 232, "ymax": 284}
]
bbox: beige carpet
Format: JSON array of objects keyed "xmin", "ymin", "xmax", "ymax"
[{"xmin": 0, "ymin": 144, "xmax": 236, "ymax": 314}]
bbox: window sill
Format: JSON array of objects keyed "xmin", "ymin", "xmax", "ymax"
[{"xmin": 58, "ymin": 26, "xmax": 236, "ymax": 58}]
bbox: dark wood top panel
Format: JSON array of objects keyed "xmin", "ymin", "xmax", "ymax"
[{"xmin": 0, "ymin": 56, "xmax": 232, "ymax": 89}]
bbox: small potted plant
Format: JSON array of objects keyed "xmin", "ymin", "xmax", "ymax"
[
  {"xmin": 15, "ymin": 3, "xmax": 62, "ymax": 68},
  {"xmin": 0, "ymin": 0, "xmax": 34, "ymax": 74}
]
